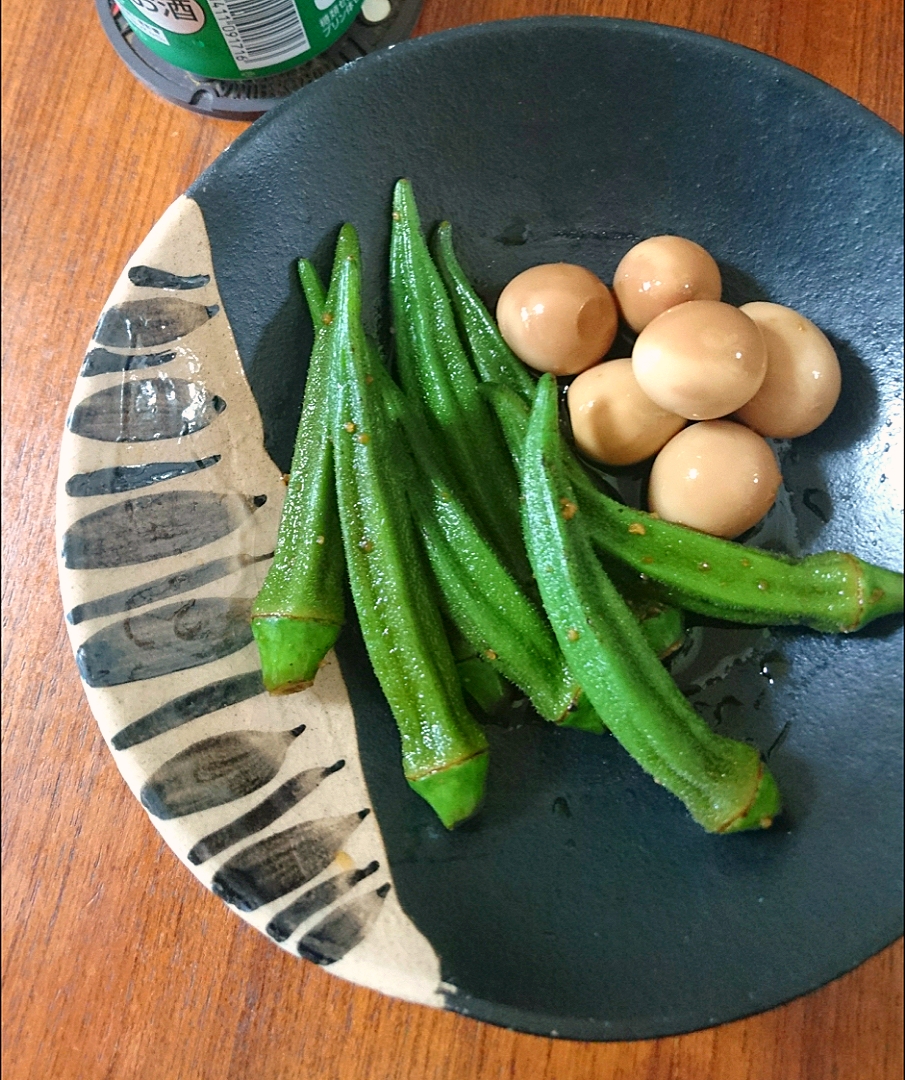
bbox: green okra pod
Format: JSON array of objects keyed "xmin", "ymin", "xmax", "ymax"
[
  {"xmin": 432, "ymin": 220, "xmax": 538, "ymax": 402},
  {"xmin": 484, "ymin": 381, "xmax": 903, "ymax": 634},
  {"xmin": 300, "ymin": 255, "xmax": 518, "ymax": 717},
  {"xmin": 392, "ymin": 389, "xmax": 604, "ymax": 733},
  {"xmin": 483, "ymin": 382, "xmax": 686, "ymax": 657},
  {"xmin": 455, "ymin": 655, "xmax": 515, "ymax": 716},
  {"xmin": 576, "ymin": 464, "xmax": 903, "ymax": 635},
  {"xmin": 330, "ymin": 224, "xmax": 489, "ymax": 829},
  {"xmin": 521, "ymin": 375, "xmax": 781, "ymax": 833},
  {"xmin": 389, "ymin": 179, "xmax": 531, "ymax": 588},
  {"xmin": 250, "ymin": 243, "xmax": 352, "ymax": 693},
  {"xmin": 297, "ymin": 257, "xmax": 329, "ymax": 326}
]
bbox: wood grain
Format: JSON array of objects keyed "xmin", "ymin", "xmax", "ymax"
[{"xmin": 2, "ymin": 1, "xmax": 902, "ymax": 1078}]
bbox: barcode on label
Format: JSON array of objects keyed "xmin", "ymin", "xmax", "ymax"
[{"xmin": 207, "ymin": 0, "xmax": 311, "ymax": 71}]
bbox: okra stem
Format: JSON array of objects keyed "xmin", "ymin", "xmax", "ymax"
[
  {"xmin": 522, "ymin": 375, "xmax": 780, "ymax": 833},
  {"xmin": 331, "ymin": 225, "xmax": 489, "ymax": 829}
]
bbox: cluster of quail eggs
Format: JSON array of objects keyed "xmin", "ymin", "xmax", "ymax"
[{"xmin": 495, "ymin": 236, "xmax": 841, "ymax": 538}]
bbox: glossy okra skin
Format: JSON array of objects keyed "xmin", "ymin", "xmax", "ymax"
[
  {"xmin": 432, "ymin": 220, "xmax": 538, "ymax": 403},
  {"xmin": 484, "ymin": 383, "xmax": 903, "ymax": 634},
  {"xmin": 330, "ymin": 225, "xmax": 489, "ymax": 829},
  {"xmin": 300, "ymin": 251, "xmax": 600, "ymax": 730},
  {"xmin": 577, "ymin": 465, "xmax": 904, "ymax": 634},
  {"xmin": 249, "ymin": 242, "xmax": 350, "ymax": 693},
  {"xmin": 389, "ymin": 180, "xmax": 531, "ymax": 589},
  {"xmin": 483, "ymin": 383, "xmax": 686, "ymax": 657},
  {"xmin": 392, "ymin": 391, "xmax": 604, "ymax": 733},
  {"xmin": 522, "ymin": 375, "xmax": 781, "ymax": 833},
  {"xmin": 298, "ymin": 256, "xmax": 516, "ymax": 719}
]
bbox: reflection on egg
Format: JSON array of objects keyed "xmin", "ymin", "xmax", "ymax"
[
  {"xmin": 613, "ymin": 235, "xmax": 722, "ymax": 332},
  {"xmin": 632, "ymin": 300, "xmax": 767, "ymax": 420},
  {"xmin": 648, "ymin": 420, "xmax": 782, "ymax": 538},
  {"xmin": 567, "ymin": 359, "xmax": 686, "ymax": 466},
  {"xmin": 734, "ymin": 302, "xmax": 842, "ymax": 438},
  {"xmin": 495, "ymin": 263, "xmax": 618, "ymax": 375}
]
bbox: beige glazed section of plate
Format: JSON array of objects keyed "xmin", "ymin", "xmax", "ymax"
[{"xmin": 55, "ymin": 194, "xmax": 444, "ymax": 1009}]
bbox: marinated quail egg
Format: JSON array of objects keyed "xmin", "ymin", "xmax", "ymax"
[
  {"xmin": 567, "ymin": 359, "xmax": 686, "ymax": 466},
  {"xmin": 647, "ymin": 420, "xmax": 782, "ymax": 538},
  {"xmin": 496, "ymin": 263, "xmax": 618, "ymax": 375},
  {"xmin": 613, "ymin": 235, "xmax": 722, "ymax": 332},
  {"xmin": 632, "ymin": 300, "xmax": 767, "ymax": 420},
  {"xmin": 734, "ymin": 302, "xmax": 842, "ymax": 438}
]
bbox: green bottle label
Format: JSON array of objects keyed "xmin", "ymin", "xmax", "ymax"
[{"xmin": 118, "ymin": 0, "xmax": 365, "ymax": 79}]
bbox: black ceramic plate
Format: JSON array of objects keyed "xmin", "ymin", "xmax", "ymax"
[{"xmin": 58, "ymin": 17, "xmax": 903, "ymax": 1041}]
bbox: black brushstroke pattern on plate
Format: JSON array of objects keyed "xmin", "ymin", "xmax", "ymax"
[
  {"xmin": 187, "ymin": 761, "xmax": 345, "ymax": 863},
  {"xmin": 76, "ymin": 597, "xmax": 254, "ymax": 687},
  {"xmin": 93, "ymin": 298, "xmax": 219, "ymax": 348},
  {"xmin": 128, "ymin": 266, "xmax": 210, "ymax": 290},
  {"xmin": 67, "ymin": 551, "xmax": 268, "ymax": 625},
  {"xmin": 111, "ymin": 670, "xmax": 269, "ymax": 750},
  {"xmin": 297, "ymin": 883, "xmax": 392, "ymax": 965},
  {"xmin": 266, "ymin": 861, "xmax": 380, "ymax": 942},
  {"xmin": 211, "ymin": 810, "xmax": 370, "ymax": 911},
  {"xmin": 67, "ymin": 378, "xmax": 226, "ymax": 443},
  {"xmin": 65, "ymin": 456, "xmax": 222, "ymax": 499},
  {"xmin": 62, "ymin": 490, "xmax": 265, "ymax": 570},
  {"xmin": 140, "ymin": 726, "xmax": 306, "ymax": 819},
  {"xmin": 81, "ymin": 348, "xmax": 177, "ymax": 377}
]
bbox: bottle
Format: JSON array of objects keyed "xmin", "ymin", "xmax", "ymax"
[{"xmin": 115, "ymin": 0, "xmax": 366, "ymax": 80}]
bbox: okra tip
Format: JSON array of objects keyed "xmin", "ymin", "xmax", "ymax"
[
  {"xmin": 719, "ymin": 766, "xmax": 782, "ymax": 833},
  {"xmin": 335, "ymin": 221, "xmax": 360, "ymax": 259},
  {"xmin": 392, "ymin": 178, "xmax": 419, "ymax": 218},
  {"xmin": 557, "ymin": 691, "xmax": 608, "ymax": 735},
  {"xmin": 407, "ymin": 750, "xmax": 490, "ymax": 829},
  {"xmin": 457, "ymin": 656, "xmax": 514, "ymax": 717},
  {"xmin": 251, "ymin": 616, "xmax": 341, "ymax": 694}
]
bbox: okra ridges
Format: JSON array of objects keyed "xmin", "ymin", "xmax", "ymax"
[
  {"xmin": 250, "ymin": 236, "xmax": 349, "ymax": 694},
  {"xmin": 389, "ymin": 179, "xmax": 534, "ymax": 591},
  {"xmin": 521, "ymin": 375, "xmax": 780, "ymax": 834},
  {"xmin": 432, "ymin": 220, "xmax": 538, "ymax": 403},
  {"xmin": 329, "ymin": 228, "xmax": 488, "ymax": 828}
]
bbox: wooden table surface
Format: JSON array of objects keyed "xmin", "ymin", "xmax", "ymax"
[{"xmin": 2, "ymin": 1, "xmax": 902, "ymax": 1077}]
